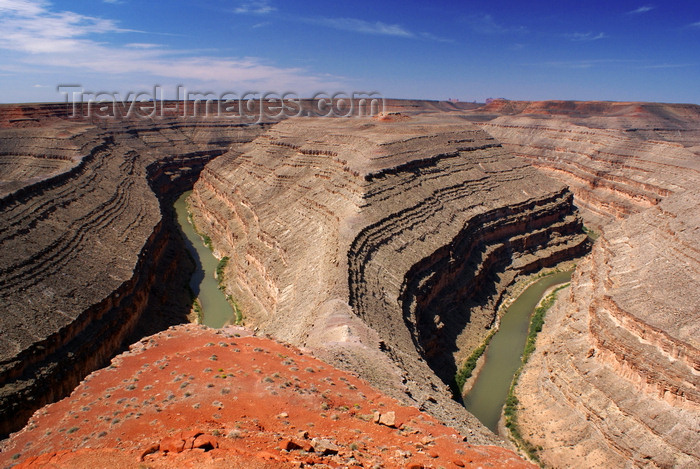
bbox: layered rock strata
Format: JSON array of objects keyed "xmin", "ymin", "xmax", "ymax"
[
  {"xmin": 474, "ymin": 101, "xmax": 700, "ymax": 231},
  {"xmin": 189, "ymin": 115, "xmax": 589, "ymax": 441},
  {"xmin": 469, "ymin": 101, "xmax": 700, "ymax": 468},
  {"xmin": 0, "ymin": 111, "xmax": 268, "ymax": 437}
]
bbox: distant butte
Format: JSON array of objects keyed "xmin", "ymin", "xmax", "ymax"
[{"xmin": 0, "ymin": 99, "xmax": 698, "ymax": 468}]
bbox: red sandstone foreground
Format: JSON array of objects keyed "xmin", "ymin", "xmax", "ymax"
[{"xmin": 0, "ymin": 324, "xmax": 533, "ymax": 469}]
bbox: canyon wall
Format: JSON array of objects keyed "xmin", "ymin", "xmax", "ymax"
[
  {"xmin": 0, "ymin": 111, "xmax": 268, "ymax": 437},
  {"xmin": 189, "ymin": 114, "xmax": 589, "ymax": 442},
  {"xmin": 470, "ymin": 101, "xmax": 700, "ymax": 468}
]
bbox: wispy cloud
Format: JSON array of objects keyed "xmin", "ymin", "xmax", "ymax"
[
  {"xmin": 534, "ymin": 59, "xmax": 691, "ymax": 70},
  {"xmin": 309, "ymin": 17, "xmax": 413, "ymax": 37},
  {"xmin": 419, "ymin": 32, "xmax": 454, "ymax": 43},
  {"xmin": 0, "ymin": 0, "xmax": 344, "ymax": 93},
  {"xmin": 628, "ymin": 5, "xmax": 655, "ymax": 15},
  {"xmin": 233, "ymin": 0, "xmax": 276, "ymax": 15},
  {"xmin": 230, "ymin": 2, "xmax": 451, "ymax": 42},
  {"xmin": 639, "ymin": 63, "xmax": 694, "ymax": 69},
  {"xmin": 566, "ymin": 32, "xmax": 608, "ymax": 42},
  {"xmin": 688, "ymin": 21, "xmax": 700, "ymax": 28},
  {"xmin": 125, "ymin": 43, "xmax": 164, "ymax": 50},
  {"xmin": 298, "ymin": 16, "xmax": 452, "ymax": 42},
  {"xmin": 537, "ymin": 59, "xmax": 642, "ymax": 69},
  {"xmin": 464, "ymin": 14, "xmax": 526, "ymax": 34}
]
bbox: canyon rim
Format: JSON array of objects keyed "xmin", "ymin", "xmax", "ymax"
[{"xmin": 0, "ymin": 99, "xmax": 698, "ymax": 469}]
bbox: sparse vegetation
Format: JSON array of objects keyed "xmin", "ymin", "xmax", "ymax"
[
  {"xmin": 582, "ymin": 225, "xmax": 599, "ymax": 240},
  {"xmin": 453, "ymin": 329, "xmax": 496, "ymax": 395},
  {"xmin": 504, "ymin": 283, "xmax": 569, "ymax": 465},
  {"xmin": 216, "ymin": 256, "xmax": 229, "ymax": 284}
]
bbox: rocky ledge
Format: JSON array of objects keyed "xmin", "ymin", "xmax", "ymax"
[{"xmin": 0, "ymin": 324, "xmax": 535, "ymax": 469}]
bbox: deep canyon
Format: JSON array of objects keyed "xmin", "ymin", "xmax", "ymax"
[{"xmin": 0, "ymin": 100, "xmax": 698, "ymax": 468}]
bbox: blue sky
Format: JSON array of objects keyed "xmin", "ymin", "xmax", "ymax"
[{"xmin": 0, "ymin": 0, "xmax": 699, "ymax": 103}]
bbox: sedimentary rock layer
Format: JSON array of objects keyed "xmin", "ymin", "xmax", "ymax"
[
  {"xmin": 474, "ymin": 101, "xmax": 700, "ymax": 231},
  {"xmin": 0, "ymin": 111, "xmax": 268, "ymax": 437},
  {"xmin": 190, "ymin": 115, "xmax": 588, "ymax": 441},
  {"xmin": 469, "ymin": 101, "xmax": 700, "ymax": 468}
]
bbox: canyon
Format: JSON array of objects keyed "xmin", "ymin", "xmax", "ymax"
[
  {"xmin": 0, "ymin": 100, "xmax": 698, "ymax": 468},
  {"xmin": 471, "ymin": 101, "xmax": 700, "ymax": 468}
]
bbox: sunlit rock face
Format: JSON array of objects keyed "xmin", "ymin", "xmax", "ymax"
[
  {"xmin": 474, "ymin": 100, "xmax": 700, "ymax": 468},
  {"xmin": 0, "ymin": 105, "xmax": 268, "ymax": 437},
  {"xmin": 190, "ymin": 114, "xmax": 587, "ymax": 439}
]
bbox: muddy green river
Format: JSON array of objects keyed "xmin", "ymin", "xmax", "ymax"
[
  {"xmin": 174, "ymin": 191, "xmax": 234, "ymax": 328},
  {"xmin": 463, "ymin": 270, "xmax": 573, "ymax": 433}
]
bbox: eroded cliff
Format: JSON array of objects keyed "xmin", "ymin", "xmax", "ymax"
[
  {"xmin": 0, "ymin": 110, "xmax": 268, "ymax": 437},
  {"xmin": 189, "ymin": 114, "xmax": 588, "ymax": 442},
  {"xmin": 468, "ymin": 101, "xmax": 700, "ymax": 468}
]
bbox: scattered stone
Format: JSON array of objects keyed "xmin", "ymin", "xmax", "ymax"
[
  {"xmin": 378, "ymin": 411, "xmax": 396, "ymax": 428},
  {"xmin": 160, "ymin": 436, "xmax": 184, "ymax": 454},
  {"xmin": 281, "ymin": 439, "xmax": 302, "ymax": 451},
  {"xmin": 192, "ymin": 434, "xmax": 218, "ymax": 451},
  {"xmin": 311, "ymin": 438, "xmax": 340, "ymax": 455},
  {"xmin": 138, "ymin": 443, "xmax": 159, "ymax": 461}
]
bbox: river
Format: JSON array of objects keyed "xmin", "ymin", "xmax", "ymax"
[
  {"xmin": 462, "ymin": 270, "xmax": 573, "ymax": 433},
  {"xmin": 174, "ymin": 191, "xmax": 235, "ymax": 328}
]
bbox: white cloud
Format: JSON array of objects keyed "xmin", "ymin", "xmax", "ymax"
[
  {"xmin": 567, "ymin": 32, "xmax": 608, "ymax": 42},
  {"xmin": 125, "ymin": 43, "xmax": 160, "ymax": 49},
  {"xmin": 418, "ymin": 32, "xmax": 455, "ymax": 43},
  {"xmin": 0, "ymin": 0, "xmax": 345, "ymax": 94},
  {"xmin": 464, "ymin": 14, "xmax": 527, "ymax": 34},
  {"xmin": 301, "ymin": 16, "xmax": 452, "ymax": 42},
  {"xmin": 234, "ymin": 1, "xmax": 276, "ymax": 15},
  {"xmin": 0, "ymin": 0, "xmax": 45, "ymax": 16},
  {"xmin": 689, "ymin": 21, "xmax": 700, "ymax": 28},
  {"xmin": 310, "ymin": 17, "xmax": 413, "ymax": 37},
  {"xmin": 628, "ymin": 5, "xmax": 655, "ymax": 15}
]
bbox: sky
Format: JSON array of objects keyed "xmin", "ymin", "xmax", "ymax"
[{"xmin": 0, "ymin": 0, "xmax": 699, "ymax": 104}]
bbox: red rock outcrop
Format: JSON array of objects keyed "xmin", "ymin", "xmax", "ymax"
[{"xmin": 0, "ymin": 324, "xmax": 535, "ymax": 469}]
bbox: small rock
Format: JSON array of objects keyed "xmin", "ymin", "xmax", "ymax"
[
  {"xmin": 378, "ymin": 411, "xmax": 396, "ymax": 427},
  {"xmin": 405, "ymin": 462, "xmax": 423, "ymax": 468},
  {"xmin": 427, "ymin": 450, "xmax": 439, "ymax": 458},
  {"xmin": 297, "ymin": 430, "xmax": 309, "ymax": 439},
  {"xmin": 192, "ymin": 434, "xmax": 218, "ymax": 451},
  {"xmin": 373, "ymin": 411, "xmax": 381, "ymax": 423},
  {"xmin": 138, "ymin": 443, "xmax": 159, "ymax": 461},
  {"xmin": 160, "ymin": 436, "xmax": 185, "ymax": 454},
  {"xmin": 281, "ymin": 439, "xmax": 302, "ymax": 451},
  {"xmin": 278, "ymin": 412, "xmax": 289, "ymax": 419},
  {"xmin": 453, "ymin": 459, "xmax": 465, "ymax": 467},
  {"xmin": 311, "ymin": 438, "xmax": 340, "ymax": 455}
]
